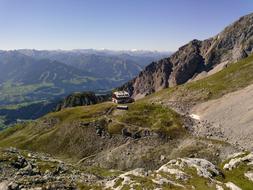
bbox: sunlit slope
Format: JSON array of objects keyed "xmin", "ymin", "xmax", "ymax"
[
  {"xmin": 147, "ymin": 54, "xmax": 253, "ymax": 103},
  {"xmin": 0, "ymin": 103, "xmax": 114, "ymax": 159},
  {"xmin": 0, "ymin": 101, "xmax": 185, "ymax": 161}
]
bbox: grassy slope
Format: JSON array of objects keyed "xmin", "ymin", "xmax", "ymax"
[
  {"xmin": 0, "ymin": 103, "xmax": 115, "ymax": 159},
  {"xmin": 0, "ymin": 101, "xmax": 185, "ymax": 161},
  {"xmin": 0, "ymin": 117, "xmax": 6, "ymax": 130},
  {"xmin": 108, "ymin": 102, "xmax": 183, "ymax": 137},
  {"xmin": 147, "ymin": 54, "xmax": 253, "ymax": 103},
  {"xmin": 1, "ymin": 54, "xmax": 252, "ymax": 162}
]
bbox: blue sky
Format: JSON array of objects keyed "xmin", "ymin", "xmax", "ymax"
[{"xmin": 0, "ymin": 0, "xmax": 253, "ymax": 51}]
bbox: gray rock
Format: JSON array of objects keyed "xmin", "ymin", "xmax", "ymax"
[
  {"xmin": 8, "ymin": 182, "xmax": 19, "ymax": 190},
  {"xmin": 11, "ymin": 156, "xmax": 27, "ymax": 169},
  {"xmin": 0, "ymin": 181, "xmax": 9, "ymax": 190}
]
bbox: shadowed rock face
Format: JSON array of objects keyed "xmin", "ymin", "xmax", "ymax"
[
  {"xmin": 122, "ymin": 59, "xmax": 173, "ymax": 99},
  {"xmin": 121, "ymin": 13, "xmax": 253, "ymax": 98},
  {"xmin": 168, "ymin": 40, "xmax": 205, "ymax": 87}
]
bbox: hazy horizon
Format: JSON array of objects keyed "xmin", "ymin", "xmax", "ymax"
[
  {"xmin": 0, "ymin": 48, "xmax": 172, "ymax": 52},
  {"xmin": 1, "ymin": 0, "xmax": 253, "ymax": 51}
]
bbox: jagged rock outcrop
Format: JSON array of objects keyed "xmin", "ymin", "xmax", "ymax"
[
  {"xmin": 120, "ymin": 13, "xmax": 253, "ymax": 98},
  {"xmin": 1, "ymin": 148, "xmax": 253, "ymax": 189},
  {"xmin": 55, "ymin": 91, "xmax": 110, "ymax": 111},
  {"xmin": 121, "ymin": 59, "xmax": 172, "ymax": 99},
  {"xmin": 104, "ymin": 151, "xmax": 253, "ymax": 189},
  {"xmin": 0, "ymin": 147, "xmax": 99, "ymax": 189}
]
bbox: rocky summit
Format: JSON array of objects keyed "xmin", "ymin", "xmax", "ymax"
[{"xmin": 120, "ymin": 13, "xmax": 253, "ymax": 99}]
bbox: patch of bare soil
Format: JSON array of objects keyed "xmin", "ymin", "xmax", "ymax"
[{"xmin": 191, "ymin": 83, "xmax": 253, "ymax": 151}]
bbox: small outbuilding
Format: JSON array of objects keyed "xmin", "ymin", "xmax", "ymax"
[{"xmin": 116, "ymin": 105, "xmax": 128, "ymax": 110}]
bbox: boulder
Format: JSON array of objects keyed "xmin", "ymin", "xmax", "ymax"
[{"xmin": 0, "ymin": 181, "xmax": 8, "ymax": 190}]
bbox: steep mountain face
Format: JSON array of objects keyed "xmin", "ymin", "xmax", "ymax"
[
  {"xmin": 121, "ymin": 13, "xmax": 253, "ymax": 98},
  {"xmin": 121, "ymin": 59, "xmax": 173, "ymax": 98},
  {"xmin": 55, "ymin": 92, "xmax": 110, "ymax": 111}
]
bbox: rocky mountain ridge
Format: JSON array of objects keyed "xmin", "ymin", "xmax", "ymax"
[
  {"xmin": 121, "ymin": 13, "xmax": 253, "ymax": 99},
  {"xmin": 55, "ymin": 92, "xmax": 110, "ymax": 111}
]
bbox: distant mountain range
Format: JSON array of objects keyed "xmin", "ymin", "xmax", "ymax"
[
  {"xmin": 0, "ymin": 49, "xmax": 170, "ymax": 106},
  {"xmin": 0, "ymin": 49, "xmax": 170, "ymax": 125}
]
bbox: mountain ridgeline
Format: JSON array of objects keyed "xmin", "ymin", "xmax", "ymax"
[
  {"xmin": 0, "ymin": 50, "xmax": 169, "ymax": 106},
  {"xmin": 120, "ymin": 13, "xmax": 253, "ymax": 99},
  {"xmin": 17, "ymin": 49, "xmax": 169, "ymax": 80}
]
